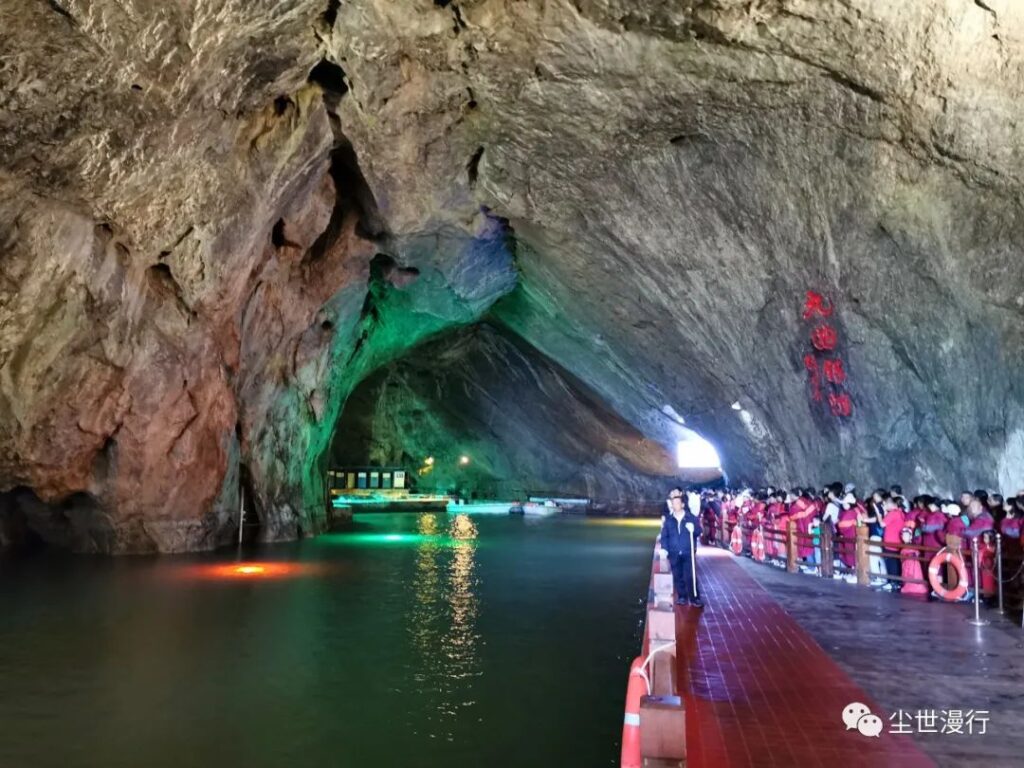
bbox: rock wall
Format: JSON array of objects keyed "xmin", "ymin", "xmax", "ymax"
[
  {"xmin": 334, "ymin": 0, "xmax": 1024, "ymax": 494},
  {"xmin": 1, "ymin": 1, "xmax": 1022, "ymax": 550}
]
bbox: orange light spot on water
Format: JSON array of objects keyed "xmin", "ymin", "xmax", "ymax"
[
  {"xmin": 211, "ymin": 562, "xmax": 292, "ymax": 579},
  {"xmin": 176, "ymin": 561, "xmax": 319, "ymax": 581}
]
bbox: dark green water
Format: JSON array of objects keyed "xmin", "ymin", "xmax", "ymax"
[{"xmin": 0, "ymin": 513, "xmax": 657, "ymax": 768}]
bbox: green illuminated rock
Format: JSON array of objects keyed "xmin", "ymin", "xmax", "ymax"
[{"xmin": 332, "ymin": 322, "xmax": 680, "ymax": 506}]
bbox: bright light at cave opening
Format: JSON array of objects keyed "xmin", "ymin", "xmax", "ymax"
[{"xmin": 676, "ymin": 437, "xmax": 721, "ymax": 469}]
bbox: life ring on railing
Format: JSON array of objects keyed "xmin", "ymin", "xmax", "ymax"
[
  {"xmin": 751, "ymin": 528, "xmax": 766, "ymax": 562},
  {"xmin": 729, "ymin": 525, "xmax": 743, "ymax": 555},
  {"xmin": 620, "ymin": 656, "xmax": 644, "ymax": 768},
  {"xmin": 927, "ymin": 547, "xmax": 969, "ymax": 601}
]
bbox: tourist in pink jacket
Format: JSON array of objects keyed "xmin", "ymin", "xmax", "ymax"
[{"xmin": 880, "ymin": 497, "xmax": 905, "ymax": 592}]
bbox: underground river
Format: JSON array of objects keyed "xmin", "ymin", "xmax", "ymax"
[{"xmin": 0, "ymin": 512, "xmax": 657, "ymax": 768}]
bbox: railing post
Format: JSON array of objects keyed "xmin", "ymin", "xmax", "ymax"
[
  {"xmin": 786, "ymin": 520, "xmax": 798, "ymax": 573},
  {"xmin": 996, "ymin": 534, "xmax": 1005, "ymax": 614},
  {"xmin": 820, "ymin": 525, "xmax": 834, "ymax": 579},
  {"xmin": 967, "ymin": 537, "xmax": 990, "ymax": 626},
  {"xmin": 237, "ymin": 481, "xmax": 245, "ymax": 546},
  {"xmin": 855, "ymin": 524, "xmax": 870, "ymax": 586}
]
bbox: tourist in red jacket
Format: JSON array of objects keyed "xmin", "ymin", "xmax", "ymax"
[
  {"xmin": 944, "ymin": 502, "xmax": 967, "ymax": 546},
  {"xmin": 789, "ymin": 489, "xmax": 817, "ymax": 562},
  {"xmin": 900, "ymin": 527, "xmax": 929, "ymax": 595},
  {"xmin": 880, "ymin": 497, "xmax": 905, "ymax": 590},
  {"xmin": 1001, "ymin": 498, "xmax": 1022, "ymax": 544},
  {"xmin": 963, "ymin": 497, "xmax": 995, "ymax": 540},
  {"xmin": 835, "ymin": 493, "xmax": 860, "ymax": 570},
  {"xmin": 919, "ymin": 498, "xmax": 946, "ymax": 552}
]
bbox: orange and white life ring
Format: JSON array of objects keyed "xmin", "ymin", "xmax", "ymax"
[
  {"xmin": 927, "ymin": 547, "xmax": 968, "ymax": 601},
  {"xmin": 751, "ymin": 528, "xmax": 766, "ymax": 562},
  {"xmin": 729, "ymin": 524, "xmax": 743, "ymax": 555},
  {"xmin": 620, "ymin": 656, "xmax": 644, "ymax": 768}
]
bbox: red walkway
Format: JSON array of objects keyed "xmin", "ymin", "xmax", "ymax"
[{"xmin": 675, "ymin": 548, "xmax": 935, "ymax": 767}]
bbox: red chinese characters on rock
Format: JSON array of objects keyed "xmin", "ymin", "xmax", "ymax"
[
  {"xmin": 801, "ymin": 291, "xmax": 853, "ymax": 418},
  {"xmin": 802, "ymin": 291, "xmax": 834, "ymax": 320},
  {"xmin": 810, "ymin": 324, "xmax": 838, "ymax": 351},
  {"xmin": 828, "ymin": 393, "xmax": 853, "ymax": 418},
  {"xmin": 822, "ymin": 358, "xmax": 846, "ymax": 385}
]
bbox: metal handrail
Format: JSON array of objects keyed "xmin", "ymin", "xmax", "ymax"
[{"xmin": 716, "ymin": 517, "xmax": 1022, "ymax": 604}]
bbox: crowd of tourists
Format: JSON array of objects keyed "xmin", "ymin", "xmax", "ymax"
[{"xmin": 695, "ymin": 484, "xmax": 1024, "ymax": 599}]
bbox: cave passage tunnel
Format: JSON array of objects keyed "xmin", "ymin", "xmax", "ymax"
[{"xmin": 328, "ymin": 321, "xmax": 725, "ymax": 510}]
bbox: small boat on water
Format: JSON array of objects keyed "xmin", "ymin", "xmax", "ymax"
[
  {"xmin": 510, "ymin": 500, "xmax": 561, "ymax": 516},
  {"xmin": 528, "ymin": 495, "xmax": 588, "ymax": 505},
  {"xmin": 529, "ymin": 495, "xmax": 590, "ymax": 512},
  {"xmin": 446, "ymin": 500, "xmax": 515, "ymax": 514},
  {"xmin": 331, "ymin": 493, "xmax": 448, "ymax": 512}
]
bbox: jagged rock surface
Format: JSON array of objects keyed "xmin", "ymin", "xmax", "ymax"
[
  {"xmin": 1, "ymin": 0, "xmax": 1023, "ymax": 550},
  {"xmin": 332, "ymin": 323, "xmax": 701, "ymax": 505}
]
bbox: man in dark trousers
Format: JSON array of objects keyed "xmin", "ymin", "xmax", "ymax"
[{"xmin": 659, "ymin": 488, "xmax": 704, "ymax": 608}]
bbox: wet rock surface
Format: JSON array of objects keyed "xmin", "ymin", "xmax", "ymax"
[
  {"xmin": 332, "ymin": 323, "xmax": 689, "ymax": 505},
  {"xmin": 1, "ymin": 1, "xmax": 1023, "ymax": 550}
]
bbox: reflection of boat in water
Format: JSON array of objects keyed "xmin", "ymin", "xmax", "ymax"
[
  {"xmin": 510, "ymin": 500, "xmax": 561, "ymax": 516},
  {"xmin": 445, "ymin": 500, "xmax": 514, "ymax": 515}
]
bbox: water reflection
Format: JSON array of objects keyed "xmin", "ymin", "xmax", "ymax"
[
  {"xmin": 0, "ymin": 513, "xmax": 653, "ymax": 768},
  {"xmin": 446, "ymin": 513, "xmax": 480, "ymax": 688},
  {"xmin": 408, "ymin": 513, "xmax": 481, "ymax": 740}
]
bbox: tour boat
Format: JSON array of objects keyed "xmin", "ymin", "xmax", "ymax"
[
  {"xmin": 331, "ymin": 493, "xmax": 448, "ymax": 512},
  {"xmin": 528, "ymin": 496, "xmax": 587, "ymax": 506},
  {"xmin": 446, "ymin": 500, "xmax": 515, "ymax": 514},
  {"xmin": 510, "ymin": 500, "xmax": 561, "ymax": 516}
]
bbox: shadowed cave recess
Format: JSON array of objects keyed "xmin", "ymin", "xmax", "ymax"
[{"xmin": 1, "ymin": 0, "xmax": 1023, "ymax": 553}]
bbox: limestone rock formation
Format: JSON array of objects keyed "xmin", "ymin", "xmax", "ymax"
[
  {"xmin": 1, "ymin": 0, "xmax": 1023, "ymax": 550},
  {"xmin": 332, "ymin": 323, "xmax": 692, "ymax": 506}
]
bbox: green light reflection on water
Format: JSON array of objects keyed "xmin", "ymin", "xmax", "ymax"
[
  {"xmin": 316, "ymin": 512, "xmax": 483, "ymax": 734},
  {"xmin": 317, "ymin": 512, "xmax": 482, "ymax": 549},
  {"xmin": 317, "ymin": 531, "xmax": 457, "ymax": 547}
]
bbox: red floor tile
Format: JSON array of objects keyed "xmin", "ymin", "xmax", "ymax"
[{"xmin": 675, "ymin": 549, "xmax": 936, "ymax": 767}]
